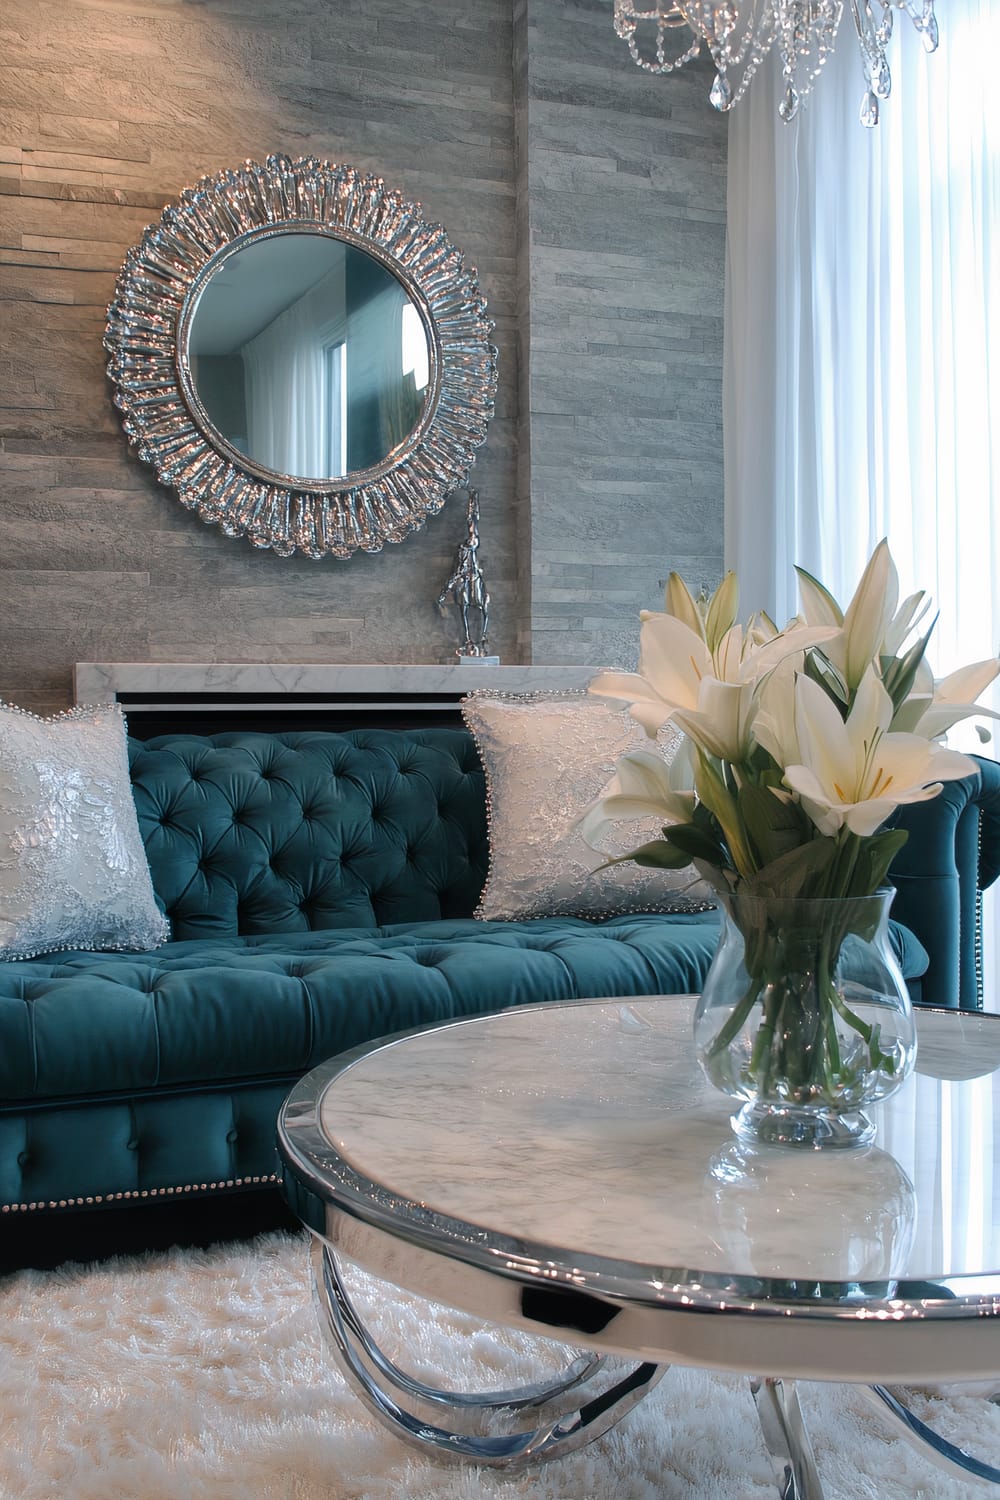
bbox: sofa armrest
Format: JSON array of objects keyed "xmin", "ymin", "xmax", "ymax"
[{"xmin": 888, "ymin": 756, "xmax": 1000, "ymax": 1010}]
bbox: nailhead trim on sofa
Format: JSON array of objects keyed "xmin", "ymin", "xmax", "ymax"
[{"xmin": 1, "ymin": 1171, "xmax": 280, "ymax": 1214}]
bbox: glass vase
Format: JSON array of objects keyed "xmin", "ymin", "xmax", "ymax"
[{"xmin": 694, "ymin": 889, "xmax": 917, "ymax": 1149}]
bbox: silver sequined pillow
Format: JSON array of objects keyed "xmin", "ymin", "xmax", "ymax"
[
  {"xmin": 0, "ymin": 702, "xmax": 170, "ymax": 961},
  {"xmin": 461, "ymin": 692, "xmax": 715, "ymax": 921}
]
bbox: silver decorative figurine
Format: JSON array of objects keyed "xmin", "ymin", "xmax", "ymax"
[{"xmin": 437, "ymin": 489, "xmax": 499, "ymax": 662}]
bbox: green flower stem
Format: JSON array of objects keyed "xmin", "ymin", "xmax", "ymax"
[
  {"xmin": 705, "ymin": 897, "xmax": 899, "ymax": 1109},
  {"xmin": 748, "ymin": 986, "xmax": 783, "ymax": 1092},
  {"xmin": 705, "ymin": 977, "xmax": 764, "ymax": 1056},
  {"xmin": 826, "ymin": 986, "xmax": 896, "ymax": 1073}
]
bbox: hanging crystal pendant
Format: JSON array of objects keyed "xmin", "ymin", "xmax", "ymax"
[
  {"xmin": 920, "ymin": 12, "xmax": 939, "ymax": 51},
  {"xmin": 611, "ymin": 0, "xmax": 940, "ymax": 124},
  {"xmin": 778, "ymin": 81, "xmax": 799, "ymax": 122},
  {"xmin": 710, "ymin": 70, "xmax": 733, "ymax": 110}
]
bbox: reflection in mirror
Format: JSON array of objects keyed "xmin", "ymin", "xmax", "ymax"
[
  {"xmin": 106, "ymin": 154, "xmax": 497, "ymax": 558},
  {"xmin": 186, "ymin": 232, "xmax": 431, "ymax": 484}
]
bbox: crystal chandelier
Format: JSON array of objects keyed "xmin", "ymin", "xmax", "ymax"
[{"xmin": 612, "ymin": 1, "xmax": 939, "ymax": 125}]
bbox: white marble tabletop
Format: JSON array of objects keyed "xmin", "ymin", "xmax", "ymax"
[{"xmin": 317, "ymin": 997, "xmax": 1000, "ymax": 1286}]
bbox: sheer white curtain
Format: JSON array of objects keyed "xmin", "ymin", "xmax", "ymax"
[
  {"xmin": 244, "ymin": 295, "xmax": 327, "ymax": 480},
  {"xmin": 243, "ymin": 266, "xmax": 345, "ymax": 481},
  {"xmin": 725, "ymin": 0, "xmax": 998, "ymax": 629},
  {"xmin": 724, "ymin": 0, "xmax": 1000, "ymax": 1000}
]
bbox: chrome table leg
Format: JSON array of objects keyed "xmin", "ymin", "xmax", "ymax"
[
  {"xmin": 751, "ymin": 1377, "xmax": 826, "ymax": 1500},
  {"xmin": 313, "ymin": 1240, "xmax": 668, "ymax": 1468},
  {"xmin": 862, "ymin": 1384, "xmax": 1000, "ymax": 1485}
]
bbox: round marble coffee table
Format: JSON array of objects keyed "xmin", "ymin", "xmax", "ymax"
[{"xmin": 277, "ymin": 996, "xmax": 1000, "ymax": 1498}]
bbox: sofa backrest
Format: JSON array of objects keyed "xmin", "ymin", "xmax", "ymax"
[{"xmin": 127, "ymin": 729, "xmax": 488, "ymax": 941}]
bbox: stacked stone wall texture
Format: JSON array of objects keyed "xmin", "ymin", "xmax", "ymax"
[{"xmin": 0, "ymin": 0, "xmax": 725, "ymax": 713}]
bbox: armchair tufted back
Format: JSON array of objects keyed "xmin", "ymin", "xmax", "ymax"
[{"xmin": 127, "ymin": 729, "xmax": 488, "ymax": 940}]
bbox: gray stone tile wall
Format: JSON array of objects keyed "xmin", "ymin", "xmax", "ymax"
[
  {"xmin": 520, "ymin": 0, "xmax": 726, "ymax": 668},
  {"xmin": 0, "ymin": 0, "xmax": 725, "ymax": 713}
]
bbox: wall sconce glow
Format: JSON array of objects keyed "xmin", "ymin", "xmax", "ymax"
[{"xmin": 613, "ymin": 0, "xmax": 939, "ymax": 125}]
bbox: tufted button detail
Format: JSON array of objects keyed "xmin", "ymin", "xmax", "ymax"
[
  {"xmin": 126, "ymin": 1138, "xmax": 139, "ymax": 1152},
  {"xmin": 16, "ymin": 1150, "xmax": 30, "ymax": 1167},
  {"xmin": 226, "ymin": 1128, "xmax": 239, "ymax": 1144}
]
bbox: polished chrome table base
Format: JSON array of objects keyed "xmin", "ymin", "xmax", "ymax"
[
  {"xmin": 752, "ymin": 1380, "xmax": 1000, "ymax": 1497},
  {"xmin": 313, "ymin": 1241, "xmax": 667, "ymax": 1468},
  {"xmin": 314, "ymin": 1241, "xmax": 1000, "ymax": 1494},
  {"xmin": 751, "ymin": 1378, "xmax": 824, "ymax": 1499},
  {"xmin": 861, "ymin": 1384, "xmax": 1000, "ymax": 1486}
]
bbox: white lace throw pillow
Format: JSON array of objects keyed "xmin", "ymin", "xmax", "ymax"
[
  {"xmin": 0, "ymin": 702, "xmax": 170, "ymax": 961},
  {"xmin": 461, "ymin": 692, "xmax": 716, "ymax": 921}
]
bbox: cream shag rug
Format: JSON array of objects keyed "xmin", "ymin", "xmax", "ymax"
[{"xmin": 2, "ymin": 1229, "xmax": 999, "ymax": 1499}]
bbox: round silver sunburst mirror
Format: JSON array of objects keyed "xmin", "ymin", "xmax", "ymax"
[{"xmin": 104, "ymin": 154, "xmax": 498, "ymax": 559}]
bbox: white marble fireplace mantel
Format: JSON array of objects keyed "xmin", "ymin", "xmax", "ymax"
[{"xmin": 74, "ymin": 662, "xmax": 595, "ymax": 717}]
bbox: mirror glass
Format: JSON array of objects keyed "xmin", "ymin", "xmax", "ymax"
[{"xmin": 185, "ymin": 231, "xmax": 432, "ymax": 484}]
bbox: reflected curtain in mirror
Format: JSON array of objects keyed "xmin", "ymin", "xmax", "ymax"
[
  {"xmin": 242, "ymin": 265, "xmax": 337, "ymax": 480},
  {"xmin": 186, "ymin": 233, "xmax": 428, "ymax": 485}
]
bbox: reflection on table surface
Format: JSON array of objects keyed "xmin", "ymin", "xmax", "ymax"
[{"xmin": 316, "ymin": 999, "xmax": 1000, "ymax": 1286}]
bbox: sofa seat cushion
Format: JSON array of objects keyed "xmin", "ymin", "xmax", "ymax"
[{"xmin": 0, "ymin": 913, "xmax": 927, "ymax": 1107}]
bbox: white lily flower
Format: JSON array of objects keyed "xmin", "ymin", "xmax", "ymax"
[
  {"xmin": 704, "ymin": 571, "xmax": 740, "ymax": 652},
  {"xmin": 883, "ymin": 589, "xmax": 932, "ymax": 655},
  {"xmin": 751, "ymin": 655, "xmax": 801, "ymax": 767},
  {"xmin": 783, "ymin": 669, "xmax": 976, "ymax": 838},
  {"xmin": 718, "ymin": 619, "xmax": 839, "ymax": 682},
  {"xmin": 746, "ymin": 609, "xmax": 780, "ymax": 647},
  {"xmin": 798, "ymin": 541, "xmax": 934, "ymax": 695},
  {"xmin": 665, "ymin": 571, "xmax": 707, "ymax": 639},
  {"xmin": 672, "ymin": 677, "xmax": 759, "ymax": 764},
  {"xmin": 794, "ymin": 566, "xmax": 843, "ymax": 629},
  {"xmin": 589, "ymin": 613, "xmax": 710, "ymax": 736},
  {"xmin": 836, "ymin": 540, "xmax": 898, "ymax": 692},
  {"xmin": 589, "ymin": 610, "xmax": 838, "ymax": 741},
  {"xmin": 577, "ymin": 746, "xmax": 696, "ymax": 850},
  {"xmin": 900, "ymin": 657, "xmax": 1000, "ymax": 740}
]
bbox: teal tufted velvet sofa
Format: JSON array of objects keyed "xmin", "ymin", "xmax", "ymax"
[{"xmin": 1, "ymin": 727, "xmax": 999, "ymax": 1260}]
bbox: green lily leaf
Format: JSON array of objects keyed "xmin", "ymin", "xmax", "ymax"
[
  {"xmin": 744, "ymin": 837, "xmax": 839, "ymax": 899},
  {"xmin": 850, "ymin": 827, "xmax": 910, "ymax": 894},
  {"xmin": 746, "ymin": 743, "xmax": 783, "ymax": 780},
  {"xmin": 694, "ymin": 752, "xmax": 755, "ymax": 876},
  {"xmin": 691, "ymin": 857, "xmax": 737, "ymax": 899},
  {"xmin": 738, "ymin": 782, "xmax": 810, "ymax": 866},
  {"xmin": 881, "ymin": 617, "xmax": 937, "ymax": 714},
  {"xmin": 659, "ymin": 821, "xmax": 728, "ymax": 865}
]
